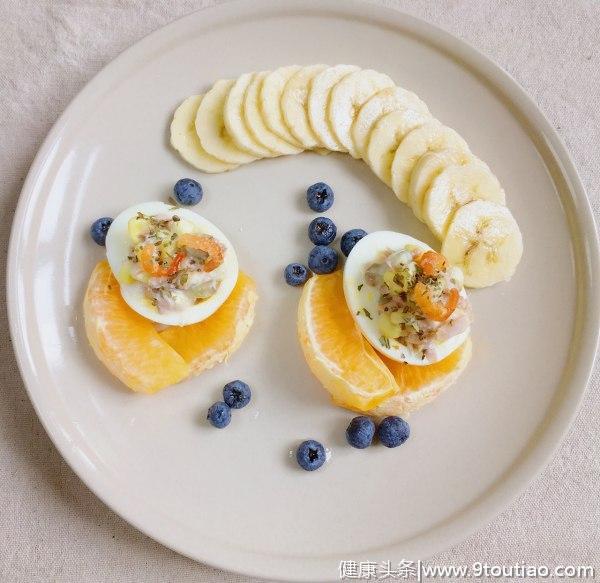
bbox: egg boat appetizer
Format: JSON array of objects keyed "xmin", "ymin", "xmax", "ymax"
[
  {"xmin": 84, "ymin": 201, "xmax": 257, "ymax": 394},
  {"xmin": 106, "ymin": 201, "xmax": 239, "ymax": 326},
  {"xmin": 344, "ymin": 231, "xmax": 471, "ymax": 366},
  {"xmin": 298, "ymin": 231, "xmax": 472, "ymax": 418}
]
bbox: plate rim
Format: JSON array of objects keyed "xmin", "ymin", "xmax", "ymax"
[{"xmin": 7, "ymin": 0, "xmax": 600, "ymax": 580}]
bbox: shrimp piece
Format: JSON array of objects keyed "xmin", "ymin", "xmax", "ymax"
[{"xmin": 177, "ymin": 234, "xmax": 224, "ymax": 272}]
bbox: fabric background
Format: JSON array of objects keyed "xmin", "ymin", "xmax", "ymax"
[{"xmin": 1, "ymin": 1, "xmax": 599, "ymax": 581}]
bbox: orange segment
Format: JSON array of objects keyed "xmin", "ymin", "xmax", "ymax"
[
  {"xmin": 382, "ymin": 340, "xmax": 470, "ymax": 393},
  {"xmin": 370, "ymin": 338, "xmax": 472, "ymax": 417},
  {"xmin": 298, "ymin": 271, "xmax": 400, "ymax": 411},
  {"xmin": 84, "ymin": 260, "xmax": 190, "ymax": 393},
  {"xmin": 160, "ymin": 272, "xmax": 258, "ymax": 374}
]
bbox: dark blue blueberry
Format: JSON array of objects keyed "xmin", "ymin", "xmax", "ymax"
[
  {"xmin": 173, "ymin": 178, "xmax": 203, "ymax": 206},
  {"xmin": 346, "ymin": 416, "xmax": 376, "ymax": 449},
  {"xmin": 308, "ymin": 217, "xmax": 337, "ymax": 245},
  {"xmin": 296, "ymin": 439, "xmax": 326, "ymax": 471},
  {"xmin": 340, "ymin": 228, "xmax": 368, "ymax": 257},
  {"xmin": 377, "ymin": 416, "xmax": 410, "ymax": 448},
  {"xmin": 90, "ymin": 217, "xmax": 113, "ymax": 246},
  {"xmin": 308, "ymin": 245, "xmax": 338, "ymax": 274},
  {"xmin": 222, "ymin": 380, "xmax": 252, "ymax": 409},
  {"xmin": 284, "ymin": 263, "xmax": 309, "ymax": 286},
  {"xmin": 207, "ymin": 401, "xmax": 231, "ymax": 428},
  {"xmin": 306, "ymin": 182, "xmax": 334, "ymax": 212}
]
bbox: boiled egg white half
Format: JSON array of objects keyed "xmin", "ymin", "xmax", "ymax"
[
  {"xmin": 105, "ymin": 201, "xmax": 238, "ymax": 326},
  {"xmin": 343, "ymin": 230, "xmax": 470, "ymax": 366}
]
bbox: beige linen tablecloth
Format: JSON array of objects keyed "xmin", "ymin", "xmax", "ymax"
[{"xmin": 1, "ymin": 1, "xmax": 599, "ymax": 581}]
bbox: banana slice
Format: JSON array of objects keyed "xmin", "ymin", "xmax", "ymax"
[
  {"xmin": 423, "ymin": 160, "xmax": 506, "ymax": 239},
  {"xmin": 328, "ymin": 69, "xmax": 395, "ymax": 158},
  {"xmin": 409, "ymin": 149, "xmax": 473, "ymax": 221},
  {"xmin": 390, "ymin": 121, "xmax": 470, "ymax": 203},
  {"xmin": 195, "ymin": 79, "xmax": 258, "ymax": 165},
  {"xmin": 170, "ymin": 95, "xmax": 237, "ymax": 173},
  {"xmin": 281, "ymin": 64, "xmax": 328, "ymax": 149},
  {"xmin": 224, "ymin": 72, "xmax": 275, "ymax": 158},
  {"xmin": 352, "ymin": 86, "xmax": 430, "ymax": 158},
  {"xmin": 260, "ymin": 66, "xmax": 305, "ymax": 149},
  {"xmin": 244, "ymin": 71, "xmax": 303, "ymax": 156},
  {"xmin": 308, "ymin": 64, "xmax": 360, "ymax": 151},
  {"xmin": 365, "ymin": 108, "xmax": 430, "ymax": 186},
  {"xmin": 441, "ymin": 200, "xmax": 523, "ymax": 288}
]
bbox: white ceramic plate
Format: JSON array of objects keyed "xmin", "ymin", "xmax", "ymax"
[{"xmin": 7, "ymin": 1, "xmax": 599, "ymax": 581}]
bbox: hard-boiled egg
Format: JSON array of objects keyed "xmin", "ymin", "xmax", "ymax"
[
  {"xmin": 343, "ymin": 230, "xmax": 470, "ymax": 365},
  {"xmin": 106, "ymin": 201, "xmax": 238, "ymax": 326}
]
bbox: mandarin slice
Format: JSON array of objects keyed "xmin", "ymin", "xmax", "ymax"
[
  {"xmin": 160, "ymin": 272, "xmax": 258, "ymax": 374},
  {"xmin": 297, "ymin": 271, "xmax": 399, "ymax": 411},
  {"xmin": 370, "ymin": 338, "xmax": 473, "ymax": 418},
  {"xmin": 382, "ymin": 339, "xmax": 471, "ymax": 393},
  {"xmin": 84, "ymin": 260, "xmax": 190, "ymax": 393}
]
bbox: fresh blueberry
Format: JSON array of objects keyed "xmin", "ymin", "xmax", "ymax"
[
  {"xmin": 308, "ymin": 245, "xmax": 338, "ymax": 274},
  {"xmin": 306, "ymin": 182, "xmax": 334, "ymax": 212},
  {"xmin": 174, "ymin": 178, "xmax": 203, "ymax": 206},
  {"xmin": 308, "ymin": 217, "xmax": 337, "ymax": 245},
  {"xmin": 207, "ymin": 401, "xmax": 231, "ymax": 428},
  {"xmin": 377, "ymin": 416, "xmax": 410, "ymax": 448},
  {"xmin": 223, "ymin": 380, "xmax": 251, "ymax": 409},
  {"xmin": 346, "ymin": 416, "xmax": 376, "ymax": 449},
  {"xmin": 340, "ymin": 228, "xmax": 368, "ymax": 257},
  {"xmin": 90, "ymin": 217, "xmax": 113, "ymax": 246},
  {"xmin": 284, "ymin": 263, "xmax": 309, "ymax": 286},
  {"xmin": 296, "ymin": 439, "xmax": 327, "ymax": 471}
]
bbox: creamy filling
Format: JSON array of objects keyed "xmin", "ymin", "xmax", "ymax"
[
  {"xmin": 124, "ymin": 212, "xmax": 225, "ymax": 313},
  {"xmin": 362, "ymin": 247, "xmax": 471, "ymax": 360}
]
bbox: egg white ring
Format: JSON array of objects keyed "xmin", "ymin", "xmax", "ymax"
[
  {"xmin": 105, "ymin": 201, "xmax": 239, "ymax": 326},
  {"xmin": 343, "ymin": 230, "xmax": 470, "ymax": 366}
]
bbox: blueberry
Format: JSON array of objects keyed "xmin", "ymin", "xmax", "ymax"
[
  {"xmin": 223, "ymin": 380, "xmax": 251, "ymax": 409},
  {"xmin": 377, "ymin": 416, "xmax": 410, "ymax": 448},
  {"xmin": 308, "ymin": 245, "xmax": 338, "ymax": 274},
  {"xmin": 346, "ymin": 416, "xmax": 376, "ymax": 449},
  {"xmin": 284, "ymin": 263, "xmax": 309, "ymax": 286},
  {"xmin": 296, "ymin": 439, "xmax": 327, "ymax": 471},
  {"xmin": 340, "ymin": 228, "xmax": 368, "ymax": 257},
  {"xmin": 308, "ymin": 217, "xmax": 337, "ymax": 245},
  {"xmin": 306, "ymin": 182, "xmax": 334, "ymax": 212},
  {"xmin": 207, "ymin": 401, "xmax": 231, "ymax": 428},
  {"xmin": 90, "ymin": 217, "xmax": 113, "ymax": 246},
  {"xmin": 174, "ymin": 178, "xmax": 203, "ymax": 206}
]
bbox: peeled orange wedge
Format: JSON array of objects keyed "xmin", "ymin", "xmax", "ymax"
[
  {"xmin": 160, "ymin": 271, "xmax": 258, "ymax": 374},
  {"xmin": 84, "ymin": 260, "xmax": 190, "ymax": 393},
  {"xmin": 298, "ymin": 271, "xmax": 400, "ymax": 411},
  {"xmin": 383, "ymin": 339, "xmax": 472, "ymax": 392},
  {"xmin": 369, "ymin": 338, "xmax": 472, "ymax": 418}
]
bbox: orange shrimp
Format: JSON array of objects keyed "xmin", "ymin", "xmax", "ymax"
[
  {"xmin": 411, "ymin": 281, "xmax": 459, "ymax": 322},
  {"xmin": 177, "ymin": 234, "xmax": 224, "ymax": 272},
  {"xmin": 139, "ymin": 244, "xmax": 185, "ymax": 277},
  {"xmin": 417, "ymin": 250, "xmax": 447, "ymax": 277}
]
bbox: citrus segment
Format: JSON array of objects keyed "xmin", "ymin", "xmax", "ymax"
[
  {"xmin": 297, "ymin": 271, "xmax": 399, "ymax": 411},
  {"xmin": 84, "ymin": 260, "xmax": 190, "ymax": 393},
  {"xmin": 160, "ymin": 272, "xmax": 257, "ymax": 374},
  {"xmin": 382, "ymin": 339, "xmax": 471, "ymax": 393}
]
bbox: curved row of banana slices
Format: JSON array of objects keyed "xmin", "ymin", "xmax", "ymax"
[{"xmin": 170, "ymin": 65, "xmax": 523, "ymax": 288}]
